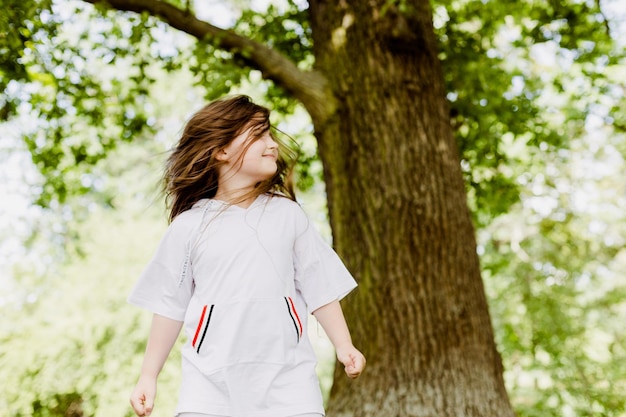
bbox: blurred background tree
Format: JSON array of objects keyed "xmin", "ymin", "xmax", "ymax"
[{"xmin": 1, "ymin": 0, "xmax": 625, "ymax": 416}]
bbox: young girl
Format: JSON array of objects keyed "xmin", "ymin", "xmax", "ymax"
[{"xmin": 129, "ymin": 95, "xmax": 365, "ymax": 417}]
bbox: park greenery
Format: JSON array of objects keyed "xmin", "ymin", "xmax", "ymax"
[{"xmin": 1, "ymin": 0, "xmax": 626, "ymax": 416}]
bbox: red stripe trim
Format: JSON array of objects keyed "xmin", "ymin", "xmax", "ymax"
[
  {"xmin": 192, "ymin": 305, "xmax": 207, "ymax": 347},
  {"xmin": 287, "ymin": 297, "xmax": 303, "ymax": 337}
]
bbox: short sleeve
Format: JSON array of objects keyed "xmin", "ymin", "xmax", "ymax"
[
  {"xmin": 293, "ymin": 210, "xmax": 357, "ymax": 313},
  {"xmin": 127, "ymin": 213, "xmax": 197, "ymax": 321}
]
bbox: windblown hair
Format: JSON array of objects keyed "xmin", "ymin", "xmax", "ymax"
[{"xmin": 164, "ymin": 95, "xmax": 297, "ymax": 222}]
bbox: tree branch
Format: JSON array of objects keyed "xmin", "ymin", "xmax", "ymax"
[{"xmin": 83, "ymin": 0, "xmax": 336, "ymax": 126}]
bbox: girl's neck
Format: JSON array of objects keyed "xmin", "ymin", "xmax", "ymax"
[{"xmin": 214, "ymin": 186, "xmax": 258, "ymax": 208}]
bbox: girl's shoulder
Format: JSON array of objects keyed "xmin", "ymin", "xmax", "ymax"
[
  {"xmin": 266, "ymin": 192, "xmax": 298, "ymax": 207},
  {"xmin": 168, "ymin": 200, "xmax": 212, "ymax": 232},
  {"xmin": 265, "ymin": 194, "xmax": 313, "ymax": 233},
  {"xmin": 266, "ymin": 193, "xmax": 306, "ymax": 215}
]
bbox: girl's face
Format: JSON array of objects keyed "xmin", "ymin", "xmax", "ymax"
[{"xmin": 218, "ymin": 127, "xmax": 279, "ymax": 186}]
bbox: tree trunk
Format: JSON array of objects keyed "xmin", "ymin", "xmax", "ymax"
[{"xmin": 307, "ymin": 1, "xmax": 515, "ymax": 415}]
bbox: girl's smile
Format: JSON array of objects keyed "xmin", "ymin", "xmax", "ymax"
[{"xmin": 216, "ymin": 128, "xmax": 279, "ymax": 201}]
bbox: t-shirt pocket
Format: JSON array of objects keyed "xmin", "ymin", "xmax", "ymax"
[{"xmin": 189, "ymin": 297, "xmax": 303, "ymax": 374}]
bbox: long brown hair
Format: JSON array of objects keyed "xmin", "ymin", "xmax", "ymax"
[{"xmin": 164, "ymin": 95, "xmax": 297, "ymax": 222}]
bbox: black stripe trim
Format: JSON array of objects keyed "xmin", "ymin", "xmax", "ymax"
[
  {"xmin": 284, "ymin": 297, "xmax": 300, "ymax": 343},
  {"xmin": 196, "ymin": 304, "xmax": 214, "ymax": 353}
]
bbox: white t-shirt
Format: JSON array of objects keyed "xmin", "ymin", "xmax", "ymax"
[{"xmin": 128, "ymin": 194, "xmax": 357, "ymax": 417}]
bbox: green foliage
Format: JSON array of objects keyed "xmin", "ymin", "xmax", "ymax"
[
  {"xmin": 0, "ymin": 0, "xmax": 51, "ymax": 118},
  {"xmin": 30, "ymin": 392, "xmax": 89, "ymax": 417},
  {"xmin": 0, "ymin": 0, "xmax": 316, "ymax": 207},
  {"xmin": 0, "ymin": 141, "xmax": 175, "ymax": 417},
  {"xmin": 185, "ymin": 0, "xmax": 310, "ymax": 113},
  {"xmin": 188, "ymin": 40, "xmax": 251, "ymax": 99},
  {"xmin": 434, "ymin": 0, "xmax": 621, "ymax": 227},
  {"xmin": 0, "ymin": 1, "xmax": 161, "ymax": 207},
  {"xmin": 235, "ymin": 1, "xmax": 312, "ymax": 66},
  {"xmin": 479, "ymin": 126, "xmax": 626, "ymax": 415}
]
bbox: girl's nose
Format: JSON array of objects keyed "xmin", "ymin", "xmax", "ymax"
[{"xmin": 266, "ymin": 136, "xmax": 278, "ymax": 149}]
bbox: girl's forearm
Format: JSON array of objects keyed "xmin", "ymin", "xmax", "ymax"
[
  {"xmin": 312, "ymin": 300, "xmax": 353, "ymax": 350},
  {"xmin": 140, "ymin": 314, "xmax": 184, "ymax": 379},
  {"xmin": 313, "ymin": 300, "xmax": 366, "ymax": 379}
]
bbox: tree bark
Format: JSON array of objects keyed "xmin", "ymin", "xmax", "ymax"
[{"xmin": 307, "ymin": 1, "xmax": 515, "ymax": 416}]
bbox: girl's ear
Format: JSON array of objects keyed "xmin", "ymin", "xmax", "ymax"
[{"xmin": 215, "ymin": 149, "xmax": 229, "ymax": 162}]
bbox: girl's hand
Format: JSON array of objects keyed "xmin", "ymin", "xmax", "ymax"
[
  {"xmin": 129, "ymin": 315, "xmax": 182, "ymax": 416},
  {"xmin": 336, "ymin": 345, "xmax": 366, "ymax": 379},
  {"xmin": 130, "ymin": 376, "xmax": 157, "ymax": 416}
]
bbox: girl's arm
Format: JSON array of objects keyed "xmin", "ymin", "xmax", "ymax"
[
  {"xmin": 313, "ymin": 300, "xmax": 366, "ymax": 379},
  {"xmin": 130, "ymin": 314, "xmax": 183, "ymax": 417}
]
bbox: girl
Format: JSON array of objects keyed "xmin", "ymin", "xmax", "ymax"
[{"xmin": 129, "ymin": 95, "xmax": 365, "ymax": 417}]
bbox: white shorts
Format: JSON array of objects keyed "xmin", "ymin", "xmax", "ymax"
[{"xmin": 177, "ymin": 414, "xmax": 323, "ymax": 417}]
